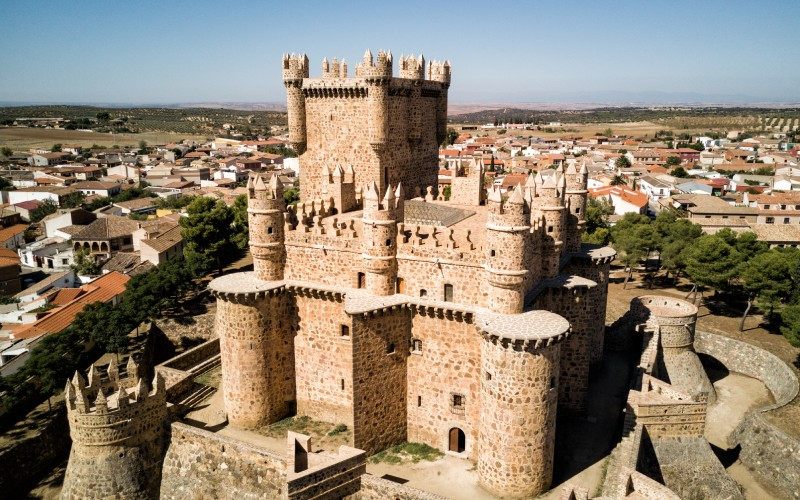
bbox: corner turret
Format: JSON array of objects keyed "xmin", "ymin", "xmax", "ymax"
[
  {"xmin": 248, "ymin": 173, "xmax": 286, "ymax": 281},
  {"xmin": 62, "ymin": 362, "xmax": 167, "ymax": 499},
  {"xmin": 282, "ymin": 53, "xmax": 309, "ymax": 154}
]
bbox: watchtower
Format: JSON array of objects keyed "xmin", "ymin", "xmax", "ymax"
[
  {"xmin": 62, "ymin": 362, "xmax": 167, "ymax": 499},
  {"xmin": 564, "ymin": 161, "xmax": 589, "ymax": 253},
  {"xmin": 282, "ymin": 53, "xmax": 309, "ymax": 154}
]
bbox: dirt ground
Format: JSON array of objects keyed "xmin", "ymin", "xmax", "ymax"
[
  {"xmin": 462, "ymin": 120, "xmax": 708, "ymax": 141},
  {"xmin": 0, "ymin": 127, "xmax": 207, "ymax": 151}
]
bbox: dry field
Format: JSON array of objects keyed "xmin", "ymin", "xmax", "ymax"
[{"xmin": 0, "ymin": 127, "xmax": 208, "ymax": 152}]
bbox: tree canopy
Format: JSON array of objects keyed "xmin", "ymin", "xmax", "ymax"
[{"xmin": 179, "ymin": 197, "xmax": 236, "ymax": 275}]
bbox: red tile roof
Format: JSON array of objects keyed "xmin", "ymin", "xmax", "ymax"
[
  {"xmin": 0, "ymin": 224, "xmax": 28, "ymax": 243},
  {"xmin": 589, "ymin": 185, "xmax": 649, "ymax": 209},
  {"xmin": 13, "ymin": 272, "xmax": 130, "ymax": 340}
]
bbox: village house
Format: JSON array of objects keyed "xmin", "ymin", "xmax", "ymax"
[{"xmin": 588, "ymin": 185, "xmax": 648, "ymax": 216}]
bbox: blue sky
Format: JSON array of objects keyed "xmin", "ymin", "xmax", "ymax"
[{"xmin": 1, "ymin": 0, "xmax": 798, "ymax": 104}]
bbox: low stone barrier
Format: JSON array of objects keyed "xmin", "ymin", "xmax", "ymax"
[{"xmin": 694, "ymin": 331, "xmax": 800, "ymax": 498}]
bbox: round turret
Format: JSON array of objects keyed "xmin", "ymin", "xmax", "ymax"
[
  {"xmin": 476, "ymin": 310, "xmax": 570, "ymax": 497},
  {"xmin": 62, "ymin": 366, "xmax": 167, "ymax": 499},
  {"xmin": 282, "ymin": 53, "xmax": 308, "ymax": 154},
  {"xmin": 248, "ymin": 174, "xmax": 286, "ymax": 281},
  {"xmin": 485, "ymin": 185, "xmax": 530, "ymax": 314},
  {"xmin": 361, "ymin": 182, "xmax": 400, "ymax": 296}
]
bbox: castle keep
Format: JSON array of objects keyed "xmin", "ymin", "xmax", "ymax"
[
  {"xmin": 209, "ymin": 51, "xmax": 615, "ymax": 498},
  {"xmin": 283, "ymin": 51, "xmax": 449, "ymax": 202}
]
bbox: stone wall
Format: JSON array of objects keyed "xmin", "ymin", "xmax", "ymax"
[
  {"xmin": 396, "ymin": 257, "xmax": 486, "ymax": 306},
  {"xmin": 351, "ymin": 308, "xmax": 409, "ymax": 455},
  {"xmin": 406, "ymin": 309, "xmax": 480, "ymax": 458},
  {"xmin": 294, "ymin": 292, "xmax": 354, "ymax": 428},
  {"xmin": 300, "ymin": 81, "xmax": 441, "ymax": 202},
  {"xmin": 0, "ymin": 403, "xmax": 70, "ymax": 496},
  {"xmin": 694, "ymin": 330, "xmax": 800, "ymax": 498},
  {"xmin": 533, "ymin": 285, "xmax": 592, "ymax": 415},
  {"xmin": 160, "ymin": 422, "xmax": 287, "ymax": 499},
  {"xmin": 353, "ymin": 474, "xmax": 449, "ymax": 500}
]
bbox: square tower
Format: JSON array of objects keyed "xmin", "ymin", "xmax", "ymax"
[{"xmin": 282, "ymin": 51, "xmax": 450, "ymax": 205}]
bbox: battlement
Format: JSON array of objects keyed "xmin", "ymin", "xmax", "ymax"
[
  {"xmin": 321, "ymin": 57, "xmax": 347, "ymax": 78},
  {"xmin": 362, "ymin": 182, "xmax": 403, "ymax": 220},
  {"xmin": 397, "ymin": 222, "xmax": 484, "ymax": 264},
  {"xmin": 247, "ymin": 173, "xmax": 283, "ymax": 203},
  {"xmin": 398, "ymin": 54, "xmax": 425, "ymax": 79},
  {"xmin": 354, "ymin": 49, "xmax": 393, "ymax": 79},
  {"xmin": 65, "ymin": 363, "xmax": 166, "ymax": 446},
  {"xmin": 282, "ymin": 53, "xmax": 309, "ymax": 81},
  {"xmin": 428, "ymin": 59, "xmax": 451, "ymax": 85}
]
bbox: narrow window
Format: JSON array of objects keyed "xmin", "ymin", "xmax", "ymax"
[
  {"xmin": 341, "ymin": 379, "xmax": 345, "ymax": 390},
  {"xmin": 341, "ymin": 325, "xmax": 350, "ymax": 338},
  {"xmin": 485, "ymin": 371, "xmax": 492, "ymax": 381},
  {"xmin": 420, "ymin": 289, "xmax": 427, "ymax": 297},
  {"xmin": 417, "ymin": 395, "xmax": 422, "ymax": 407},
  {"xmin": 412, "ymin": 339, "xmax": 422, "ymax": 353},
  {"xmin": 576, "ymin": 207, "xmax": 581, "ymax": 214},
  {"xmin": 550, "ymin": 376, "xmax": 556, "ymax": 389},
  {"xmin": 396, "ymin": 277, "xmax": 405, "ymax": 294},
  {"xmin": 357, "ymin": 272, "xmax": 365, "ymax": 288},
  {"xmin": 268, "ymin": 226, "xmax": 273, "ymax": 234},
  {"xmin": 490, "ymin": 249, "xmax": 496, "ymax": 257},
  {"xmin": 384, "ymin": 166, "xmax": 389, "ymax": 185},
  {"xmin": 444, "ymin": 284, "xmax": 454, "ymax": 302},
  {"xmin": 548, "ymin": 225, "xmax": 554, "ymax": 233},
  {"xmin": 385, "ymin": 239, "xmax": 391, "ymax": 247},
  {"xmin": 387, "ymin": 343, "xmax": 395, "ymax": 354}
]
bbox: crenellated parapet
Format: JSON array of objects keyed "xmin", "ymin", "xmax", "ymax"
[
  {"xmin": 62, "ymin": 363, "xmax": 167, "ymax": 499},
  {"xmin": 354, "ymin": 49, "xmax": 393, "ymax": 80},
  {"xmin": 398, "ymin": 54, "xmax": 425, "ymax": 80}
]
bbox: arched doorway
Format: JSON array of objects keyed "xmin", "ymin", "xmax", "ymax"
[{"xmin": 448, "ymin": 427, "xmax": 465, "ymax": 453}]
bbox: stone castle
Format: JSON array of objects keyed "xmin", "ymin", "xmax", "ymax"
[{"xmin": 59, "ymin": 50, "xmax": 618, "ymax": 499}]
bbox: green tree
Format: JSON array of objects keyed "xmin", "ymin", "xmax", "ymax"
[
  {"xmin": 603, "ymin": 127, "xmax": 614, "ymax": 137},
  {"xmin": 610, "ymin": 213, "xmax": 653, "ymax": 288},
  {"xmin": 610, "ymin": 175, "xmax": 627, "ymax": 186},
  {"xmin": 443, "ymin": 185, "xmax": 451, "ymax": 201},
  {"xmin": 30, "ymin": 199, "xmax": 58, "ymax": 222},
  {"xmin": 61, "ymin": 192, "xmax": 85, "ymax": 209},
  {"xmin": 665, "ymin": 156, "xmax": 680, "ymax": 167},
  {"xmin": 443, "ymin": 127, "xmax": 459, "ymax": 146},
  {"xmin": 671, "ymin": 166, "xmax": 688, "ymax": 178},
  {"xmin": 179, "ymin": 197, "xmax": 235, "ymax": 276},
  {"xmin": 231, "ymin": 194, "xmax": 249, "ymax": 250},
  {"xmin": 283, "ymin": 188, "xmax": 300, "ymax": 206},
  {"xmin": 779, "ymin": 305, "xmax": 800, "ymax": 347},
  {"xmin": 614, "ymin": 156, "xmax": 631, "ymax": 169},
  {"xmin": 0, "ymin": 147, "xmax": 12, "ymax": 157},
  {"xmin": 740, "ymin": 248, "xmax": 795, "ymax": 329},
  {"xmin": 51, "ymin": 143, "xmax": 62, "ymax": 152},
  {"xmin": 71, "ymin": 246, "xmax": 99, "ymax": 275},
  {"xmin": 96, "ymin": 112, "xmax": 110, "ymax": 121},
  {"xmin": 584, "ymin": 196, "xmax": 614, "ymax": 236},
  {"xmin": 73, "ymin": 301, "xmax": 131, "ymax": 359},
  {"xmin": 683, "ymin": 234, "xmax": 742, "ymax": 302}
]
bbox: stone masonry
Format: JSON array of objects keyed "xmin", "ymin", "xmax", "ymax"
[{"xmin": 207, "ymin": 49, "xmax": 616, "ymax": 499}]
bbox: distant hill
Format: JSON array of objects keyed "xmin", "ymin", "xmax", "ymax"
[{"xmin": 448, "ymin": 106, "xmax": 800, "ymax": 126}]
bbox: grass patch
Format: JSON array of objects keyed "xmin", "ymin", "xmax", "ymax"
[
  {"xmin": 193, "ymin": 366, "xmax": 221, "ymax": 389},
  {"xmin": 328, "ymin": 423, "xmax": 348, "ymax": 436},
  {"xmin": 369, "ymin": 442, "xmax": 444, "ymax": 465},
  {"xmin": 594, "ymin": 456, "xmax": 610, "ymax": 497}
]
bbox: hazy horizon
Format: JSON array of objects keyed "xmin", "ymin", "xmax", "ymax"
[{"xmin": 2, "ymin": 0, "xmax": 798, "ymax": 105}]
